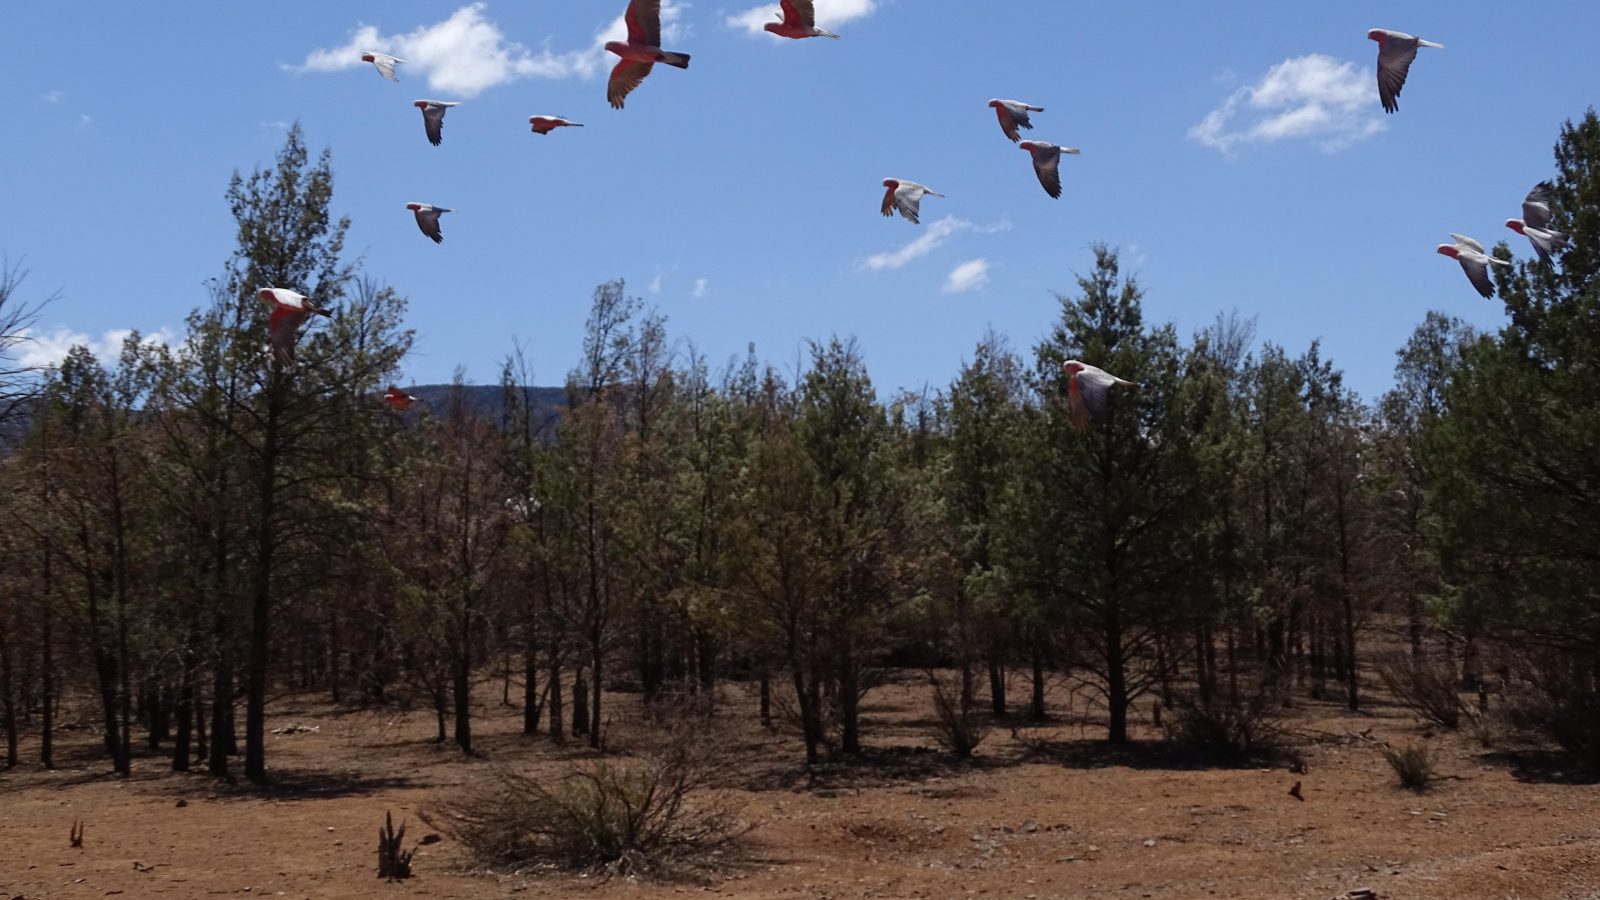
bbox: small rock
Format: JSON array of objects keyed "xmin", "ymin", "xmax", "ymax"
[
  {"xmin": 1087, "ymin": 845, "xmax": 1100, "ymax": 853},
  {"xmin": 175, "ymin": 799, "xmax": 187, "ymax": 808},
  {"xmin": 1142, "ymin": 839, "xmax": 1157, "ymax": 848},
  {"xmin": 326, "ymin": 826, "xmax": 335, "ymax": 832},
  {"xmin": 420, "ymin": 833, "xmax": 442, "ymax": 845},
  {"xmin": 1021, "ymin": 819, "xmax": 1038, "ymax": 833}
]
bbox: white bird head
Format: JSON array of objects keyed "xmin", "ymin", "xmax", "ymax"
[
  {"xmin": 882, "ymin": 178, "xmax": 899, "ymax": 189},
  {"xmin": 1366, "ymin": 28, "xmax": 1386, "ymax": 43},
  {"xmin": 1436, "ymin": 243, "xmax": 1460, "ymax": 259},
  {"xmin": 406, "ymin": 202, "xmax": 423, "ymax": 211},
  {"xmin": 1506, "ymin": 219, "xmax": 1527, "ymax": 235},
  {"xmin": 361, "ymin": 52, "xmax": 376, "ymax": 62},
  {"xmin": 1062, "ymin": 359, "xmax": 1086, "ymax": 376}
]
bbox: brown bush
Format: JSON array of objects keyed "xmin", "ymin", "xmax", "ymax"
[
  {"xmin": 424, "ymin": 741, "xmax": 742, "ymax": 877},
  {"xmin": 1376, "ymin": 654, "xmax": 1470, "ymax": 730},
  {"xmin": 1380, "ymin": 742, "xmax": 1437, "ymax": 793},
  {"xmin": 927, "ymin": 671, "xmax": 988, "ymax": 760},
  {"xmin": 1164, "ymin": 689, "xmax": 1286, "ymax": 761}
]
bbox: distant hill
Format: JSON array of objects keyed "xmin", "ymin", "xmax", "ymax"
[{"xmin": 405, "ymin": 384, "xmax": 569, "ymax": 436}]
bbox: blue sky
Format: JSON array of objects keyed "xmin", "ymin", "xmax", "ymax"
[{"xmin": 7, "ymin": 1, "xmax": 1599, "ymax": 400}]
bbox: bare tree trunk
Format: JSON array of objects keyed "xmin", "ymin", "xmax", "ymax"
[
  {"xmin": 1030, "ymin": 630, "xmax": 1047, "ymax": 721},
  {"xmin": 1105, "ymin": 608, "xmax": 1129, "ymax": 744},
  {"xmin": 209, "ymin": 640, "xmax": 233, "ymax": 776},
  {"xmin": 244, "ymin": 372, "xmax": 283, "ymax": 783},
  {"xmin": 547, "ymin": 643, "xmax": 564, "ymax": 742},
  {"xmin": 572, "ymin": 670, "xmax": 590, "ymax": 736},
  {"xmin": 522, "ymin": 633, "xmax": 540, "ymax": 735},
  {"xmin": 987, "ymin": 651, "xmax": 1006, "ymax": 718},
  {"xmin": 1, "ymin": 619, "xmax": 17, "ymax": 768}
]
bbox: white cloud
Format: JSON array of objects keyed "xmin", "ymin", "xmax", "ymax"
[
  {"xmin": 648, "ymin": 272, "xmax": 663, "ymax": 294},
  {"xmin": 41, "ymin": 90, "xmax": 65, "ymax": 104},
  {"xmin": 691, "ymin": 277, "xmax": 709, "ymax": 298},
  {"xmin": 727, "ymin": 0, "xmax": 874, "ymax": 34},
  {"xmin": 943, "ymin": 259, "xmax": 990, "ymax": 294},
  {"xmin": 1188, "ymin": 54, "xmax": 1383, "ymax": 155},
  {"xmin": 290, "ymin": 2, "xmax": 686, "ymax": 97},
  {"xmin": 861, "ymin": 216, "xmax": 1009, "ymax": 273},
  {"xmin": 76, "ymin": 114, "xmax": 92, "ymax": 129},
  {"xmin": 18, "ymin": 326, "xmax": 174, "ymax": 371}
]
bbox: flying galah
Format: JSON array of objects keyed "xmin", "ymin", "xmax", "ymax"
[
  {"xmin": 361, "ymin": 52, "xmax": 404, "ymax": 82},
  {"xmin": 414, "ymin": 100, "xmax": 460, "ymax": 146},
  {"xmin": 1506, "ymin": 181, "xmax": 1569, "ymax": 264},
  {"xmin": 1436, "ymin": 234, "xmax": 1509, "ymax": 299},
  {"xmin": 766, "ymin": 0, "xmax": 840, "ymax": 39},
  {"xmin": 1367, "ymin": 29, "xmax": 1442, "ymax": 114},
  {"xmin": 880, "ymin": 179, "xmax": 943, "ymax": 225},
  {"xmin": 406, "ymin": 203, "xmax": 452, "ymax": 244},
  {"xmin": 257, "ymin": 288, "xmax": 331, "ymax": 365},
  {"xmin": 604, "ymin": 0, "xmax": 691, "ymax": 109},
  {"xmin": 988, "ymin": 99, "xmax": 1043, "ymax": 142},
  {"xmin": 383, "ymin": 385, "xmax": 420, "ymax": 411},
  {"xmin": 1062, "ymin": 360, "xmax": 1137, "ymax": 431},
  {"xmin": 530, "ymin": 115, "xmax": 583, "ymax": 135},
  {"xmin": 1018, "ymin": 141, "xmax": 1079, "ymax": 199}
]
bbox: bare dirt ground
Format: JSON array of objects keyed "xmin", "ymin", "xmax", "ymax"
[{"xmin": 3, "ymin": 672, "xmax": 1598, "ymax": 900}]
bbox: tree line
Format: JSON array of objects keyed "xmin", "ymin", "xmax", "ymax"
[{"xmin": 1, "ymin": 112, "xmax": 1597, "ymax": 780}]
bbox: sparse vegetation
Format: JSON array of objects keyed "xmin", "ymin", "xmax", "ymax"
[
  {"xmin": 1163, "ymin": 691, "xmax": 1286, "ymax": 761},
  {"xmin": 1380, "ymin": 743, "xmax": 1437, "ymax": 793},
  {"xmin": 1376, "ymin": 654, "xmax": 1470, "ymax": 730},
  {"xmin": 425, "ymin": 744, "xmax": 741, "ymax": 877},
  {"xmin": 927, "ymin": 671, "xmax": 989, "ymax": 760}
]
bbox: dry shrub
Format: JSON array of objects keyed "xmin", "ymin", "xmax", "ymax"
[
  {"xmin": 926, "ymin": 671, "xmax": 988, "ymax": 760},
  {"xmin": 425, "ymin": 741, "xmax": 742, "ymax": 877},
  {"xmin": 1164, "ymin": 689, "xmax": 1286, "ymax": 761},
  {"xmin": 1503, "ymin": 655, "xmax": 1600, "ymax": 771},
  {"xmin": 1381, "ymin": 742, "xmax": 1436, "ymax": 792},
  {"xmin": 1376, "ymin": 654, "xmax": 1469, "ymax": 730}
]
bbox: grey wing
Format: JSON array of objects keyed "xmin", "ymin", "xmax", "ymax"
[
  {"xmin": 1075, "ymin": 374, "xmax": 1115, "ymax": 428},
  {"xmin": 897, "ymin": 186, "xmax": 922, "ymax": 224},
  {"xmin": 1527, "ymin": 232, "xmax": 1553, "ymax": 265},
  {"xmin": 1376, "ymin": 42, "xmax": 1418, "ymax": 113},
  {"xmin": 1033, "ymin": 148, "xmax": 1062, "ymax": 199},
  {"xmin": 1460, "ymin": 258, "xmax": 1494, "ymax": 299},
  {"xmin": 1450, "ymin": 233, "xmax": 1486, "ymax": 254},
  {"xmin": 1523, "ymin": 181, "xmax": 1555, "ymax": 229},
  {"xmin": 416, "ymin": 210, "xmax": 444, "ymax": 243},
  {"xmin": 608, "ymin": 60, "xmax": 654, "ymax": 109},
  {"xmin": 1006, "ymin": 102, "xmax": 1035, "ymax": 134},
  {"xmin": 423, "ymin": 106, "xmax": 445, "ymax": 145}
]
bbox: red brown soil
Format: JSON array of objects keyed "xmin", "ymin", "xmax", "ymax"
[{"xmin": 3, "ymin": 674, "xmax": 1598, "ymax": 899}]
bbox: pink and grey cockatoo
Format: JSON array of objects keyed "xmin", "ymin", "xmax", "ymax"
[
  {"xmin": 1062, "ymin": 360, "xmax": 1137, "ymax": 431},
  {"xmin": 383, "ymin": 385, "xmax": 420, "ymax": 411},
  {"xmin": 1436, "ymin": 234, "xmax": 1509, "ymax": 299},
  {"xmin": 361, "ymin": 52, "xmax": 404, "ymax": 82},
  {"xmin": 1506, "ymin": 181, "xmax": 1569, "ymax": 265},
  {"xmin": 605, "ymin": 0, "xmax": 691, "ymax": 110},
  {"xmin": 988, "ymin": 99, "xmax": 1044, "ymax": 142},
  {"xmin": 530, "ymin": 115, "xmax": 583, "ymax": 135},
  {"xmin": 765, "ymin": 0, "xmax": 840, "ymax": 39},
  {"xmin": 1367, "ymin": 29, "xmax": 1442, "ymax": 114},
  {"xmin": 880, "ymin": 179, "xmax": 943, "ymax": 225},
  {"xmin": 413, "ymin": 100, "xmax": 459, "ymax": 146},
  {"xmin": 1018, "ymin": 140, "xmax": 1079, "ymax": 199},
  {"xmin": 405, "ymin": 203, "xmax": 452, "ymax": 244},
  {"xmin": 257, "ymin": 287, "xmax": 330, "ymax": 365}
]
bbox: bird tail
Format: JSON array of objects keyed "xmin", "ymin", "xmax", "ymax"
[
  {"xmin": 927, "ymin": 190, "xmax": 945, "ymax": 197},
  {"xmin": 660, "ymin": 51, "xmax": 691, "ymax": 68},
  {"xmin": 1550, "ymin": 230, "xmax": 1571, "ymax": 247},
  {"xmin": 818, "ymin": 29, "xmax": 840, "ymax": 38},
  {"xmin": 1489, "ymin": 257, "xmax": 1513, "ymax": 267},
  {"xmin": 1028, "ymin": 105, "xmax": 1045, "ymax": 112},
  {"xmin": 1419, "ymin": 39, "xmax": 1443, "ymax": 48},
  {"xmin": 1062, "ymin": 147, "xmax": 1082, "ymax": 155}
]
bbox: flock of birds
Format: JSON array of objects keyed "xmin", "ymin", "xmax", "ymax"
[{"xmin": 251, "ymin": 8, "xmax": 1572, "ymax": 427}]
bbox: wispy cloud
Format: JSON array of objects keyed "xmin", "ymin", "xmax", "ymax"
[
  {"xmin": 648, "ymin": 271, "xmax": 664, "ymax": 294},
  {"xmin": 860, "ymin": 217, "xmax": 1009, "ymax": 273},
  {"xmin": 943, "ymin": 259, "xmax": 990, "ymax": 294},
  {"xmin": 691, "ymin": 277, "xmax": 709, "ymax": 298},
  {"xmin": 1189, "ymin": 54, "xmax": 1382, "ymax": 155},
  {"xmin": 726, "ymin": 0, "xmax": 874, "ymax": 35},
  {"xmin": 290, "ymin": 2, "xmax": 685, "ymax": 97},
  {"xmin": 41, "ymin": 89, "xmax": 65, "ymax": 104},
  {"xmin": 76, "ymin": 114, "xmax": 93, "ymax": 130},
  {"xmin": 18, "ymin": 326, "xmax": 174, "ymax": 371}
]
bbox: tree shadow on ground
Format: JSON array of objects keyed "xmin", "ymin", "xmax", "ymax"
[
  {"xmin": 1477, "ymin": 749, "xmax": 1600, "ymax": 785},
  {"xmin": 1019, "ymin": 737, "xmax": 1291, "ymax": 772},
  {"xmin": 740, "ymin": 744, "xmax": 988, "ymax": 794}
]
